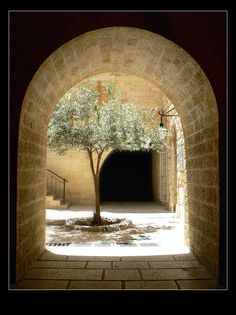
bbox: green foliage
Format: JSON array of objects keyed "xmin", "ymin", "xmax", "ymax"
[{"xmin": 48, "ymin": 78, "xmax": 164, "ymax": 155}]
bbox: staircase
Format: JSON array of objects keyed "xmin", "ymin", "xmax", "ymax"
[
  {"xmin": 45, "ymin": 194, "xmax": 71, "ymax": 210},
  {"xmin": 46, "ymin": 169, "xmax": 71, "ymax": 210}
]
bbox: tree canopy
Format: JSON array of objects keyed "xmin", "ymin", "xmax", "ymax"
[
  {"xmin": 48, "ymin": 78, "xmax": 164, "ymax": 155},
  {"xmin": 47, "ymin": 78, "xmax": 165, "ymax": 224}
]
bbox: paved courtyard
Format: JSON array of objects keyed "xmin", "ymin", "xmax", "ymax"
[
  {"xmin": 11, "ymin": 203, "xmax": 222, "ymax": 290},
  {"xmin": 45, "ymin": 202, "xmax": 187, "ymax": 254}
]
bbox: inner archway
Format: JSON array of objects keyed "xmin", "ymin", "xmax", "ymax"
[
  {"xmin": 16, "ymin": 26, "xmax": 220, "ymax": 282},
  {"xmin": 100, "ymin": 151, "xmax": 154, "ymax": 202}
]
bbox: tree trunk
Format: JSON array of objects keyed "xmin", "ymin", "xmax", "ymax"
[
  {"xmin": 87, "ymin": 149, "xmax": 102, "ymax": 225},
  {"xmin": 92, "ymin": 174, "xmax": 102, "ymax": 225}
]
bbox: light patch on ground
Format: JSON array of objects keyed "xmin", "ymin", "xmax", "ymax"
[{"xmin": 46, "ymin": 203, "xmax": 189, "ymax": 256}]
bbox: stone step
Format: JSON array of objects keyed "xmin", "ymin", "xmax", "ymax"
[
  {"xmin": 46, "ymin": 194, "xmax": 71, "ymax": 209},
  {"xmin": 46, "ymin": 195, "xmax": 56, "ymax": 202},
  {"xmin": 45, "ymin": 202, "xmax": 71, "ymax": 210},
  {"xmin": 46, "ymin": 198, "xmax": 61, "ymax": 206}
]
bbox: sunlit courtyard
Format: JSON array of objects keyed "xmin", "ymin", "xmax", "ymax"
[{"xmin": 46, "ymin": 202, "xmax": 189, "ymax": 256}]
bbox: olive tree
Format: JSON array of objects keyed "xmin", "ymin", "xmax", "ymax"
[{"xmin": 48, "ymin": 79, "xmax": 164, "ymax": 225}]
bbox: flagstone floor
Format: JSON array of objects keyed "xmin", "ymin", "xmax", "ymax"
[{"xmin": 11, "ymin": 203, "xmax": 223, "ymax": 290}]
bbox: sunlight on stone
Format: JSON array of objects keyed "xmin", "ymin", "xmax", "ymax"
[
  {"xmin": 47, "ymin": 245, "xmax": 190, "ymax": 256},
  {"xmin": 46, "ymin": 204, "xmax": 189, "ymax": 257}
]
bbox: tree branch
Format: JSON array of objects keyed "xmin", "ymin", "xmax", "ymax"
[
  {"xmin": 87, "ymin": 149, "xmax": 96, "ymax": 178},
  {"xmin": 95, "ymin": 150, "xmax": 103, "ymax": 176}
]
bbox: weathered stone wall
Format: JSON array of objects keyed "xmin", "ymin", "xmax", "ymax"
[
  {"xmin": 46, "ymin": 149, "xmax": 109, "ymax": 205},
  {"xmin": 17, "ymin": 27, "xmax": 219, "ymax": 280},
  {"xmin": 152, "ymin": 151, "xmax": 168, "ymax": 206},
  {"xmin": 168, "ymin": 114, "xmax": 187, "ymax": 220},
  {"xmin": 75, "ymin": 73, "xmax": 167, "ymax": 107},
  {"xmin": 166, "ymin": 130, "xmax": 177, "ymax": 212},
  {"xmin": 16, "ymin": 97, "xmax": 48, "ymax": 279}
]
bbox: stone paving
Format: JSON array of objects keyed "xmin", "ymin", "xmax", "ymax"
[
  {"xmin": 45, "ymin": 203, "xmax": 187, "ymax": 253},
  {"xmin": 11, "ymin": 251, "xmax": 222, "ymax": 290},
  {"xmin": 11, "ymin": 203, "xmax": 223, "ymax": 290}
]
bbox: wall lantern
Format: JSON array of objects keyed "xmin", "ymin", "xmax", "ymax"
[{"xmin": 158, "ymin": 107, "xmax": 178, "ymax": 140}]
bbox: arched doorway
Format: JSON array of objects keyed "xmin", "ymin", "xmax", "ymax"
[
  {"xmin": 100, "ymin": 151, "xmax": 154, "ymax": 202},
  {"xmin": 16, "ymin": 27, "xmax": 220, "ymax": 281}
]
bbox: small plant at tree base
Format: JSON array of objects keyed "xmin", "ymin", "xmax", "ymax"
[{"xmin": 48, "ymin": 78, "xmax": 165, "ymax": 225}]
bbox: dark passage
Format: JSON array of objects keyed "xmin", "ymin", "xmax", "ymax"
[{"xmin": 100, "ymin": 151, "xmax": 154, "ymax": 202}]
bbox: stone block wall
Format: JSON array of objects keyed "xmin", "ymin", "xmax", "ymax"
[
  {"xmin": 16, "ymin": 101, "xmax": 48, "ymax": 279},
  {"xmin": 185, "ymin": 122, "xmax": 219, "ymax": 277},
  {"xmin": 46, "ymin": 149, "xmax": 109, "ymax": 205},
  {"xmin": 16, "ymin": 27, "xmax": 220, "ymax": 281},
  {"xmin": 152, "ymin": 151, "xmax": 168, "ymax": 206}
]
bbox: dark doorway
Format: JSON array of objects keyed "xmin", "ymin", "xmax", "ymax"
[{"xmin": 100, "ymin": 151, "xmax": 154, "ymax": 202}]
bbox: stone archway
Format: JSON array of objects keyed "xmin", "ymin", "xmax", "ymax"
[{"xmin": 16, "ymin": 27, "xmax": 219, "ymax": 281}]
